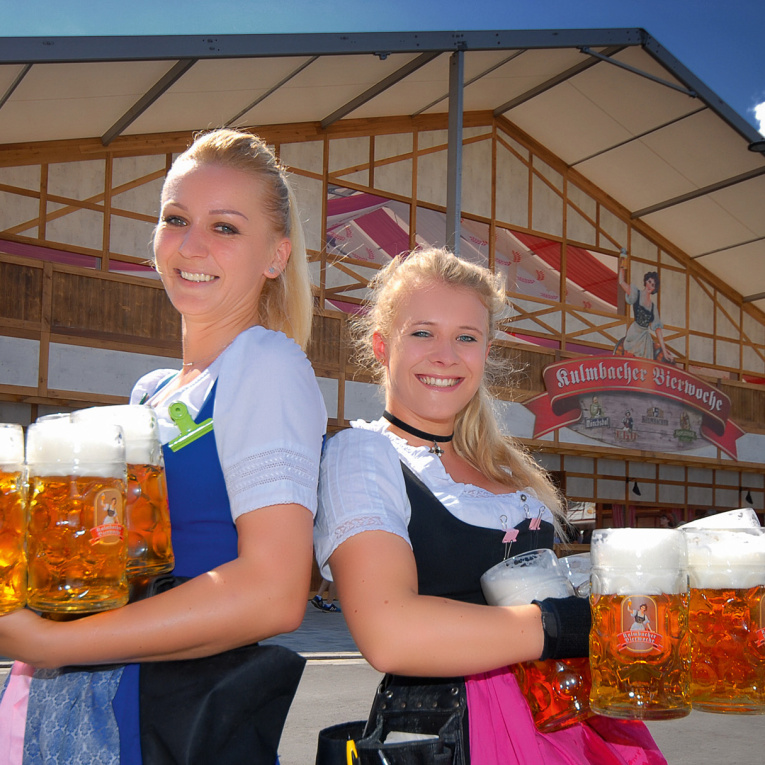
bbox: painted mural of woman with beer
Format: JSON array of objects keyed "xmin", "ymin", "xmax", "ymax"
[
  {"xmin": 0, "ymin": 129, "xmax": 326, "ymax": 763},
  {"xmin": 315, "ymin": 248, "xmax": 665, "ymax": 764},
  {"xmin": 614, "ymin": 251, "xmax": 675, "ymax": 364}
]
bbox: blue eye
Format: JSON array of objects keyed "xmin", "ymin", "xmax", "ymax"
[
  {"xmin": 215, "ymin": 223, "xmax": 239, "ymax": 235},
  {"xmin": 458, "ymin": 334, "xmax": 477, "ymax": 342},
  {"xmin": 412, "ymin": 330, "xmax": 431, "ymax": 338},
  {"xmin": 163, "ymin": 215, "xmax": 186, "ymax": 227}
]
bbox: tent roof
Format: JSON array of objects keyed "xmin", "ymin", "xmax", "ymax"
[{"xmin": 1, "ymin": 28, "xmax": 763, "ymax": 310}]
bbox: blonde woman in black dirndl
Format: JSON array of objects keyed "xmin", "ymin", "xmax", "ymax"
[{"xmin": 315, "ymin": 248, "xmax": 667, "ymax": 764}]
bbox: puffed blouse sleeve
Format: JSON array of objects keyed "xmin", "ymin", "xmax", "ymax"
[
  {"xmin": 212, "ymin": 328, "xmax": 327, "ymax": 521},
  {"xmin": 315, "ymin": 427, "xmax": 412, "ymax": 580}
]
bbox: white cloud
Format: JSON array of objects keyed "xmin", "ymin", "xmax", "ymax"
[{"xmin": 755, "ymin": 102, "xmax": 765, "ymax": 135}]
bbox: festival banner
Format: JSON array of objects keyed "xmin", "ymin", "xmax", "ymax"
[{"xmin": 525, "ymin": 356, "xmax": 745, "ymax": 459}]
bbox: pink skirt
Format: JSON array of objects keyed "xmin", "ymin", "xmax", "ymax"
[
  {"xmin": 0, "ymin": 662, "xmax": 34, "ymax": 765},
  {"xmin": 466, "ymin": 667, "xmax": 666, "ymax": 765}
]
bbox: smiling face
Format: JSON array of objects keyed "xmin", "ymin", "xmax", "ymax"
[
  {"xmin": 154, "ymin": 161, "xmax": 290, "ymax": 331},
  {"xmin": 374, "ymin": 280, "xmax": 490, "ymax": 436}
]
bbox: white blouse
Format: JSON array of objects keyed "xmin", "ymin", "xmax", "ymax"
[
  {"xmin": 130, "ymin": 325, "xmax": 327, "ymax": 522},
  {"xmin": 315, "ymin": 418, "xmax": 553, "ymax": 579}
]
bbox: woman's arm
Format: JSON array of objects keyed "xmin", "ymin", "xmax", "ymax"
[
  {"xmin": 330, "ymin": 528, "xmax": 545, "ymax": 677},
  {"xmin": 618, "ymin": 257, "xmax": 631, "ymax": 296},
  {"xmin": 0, "ymin": 502, "xmax": 314, "ymax": 669},
  {"xmin": 654, "ymin": 326, "xmax": 674, "ymax": 360}
]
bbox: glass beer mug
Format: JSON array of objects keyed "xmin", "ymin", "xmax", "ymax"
[
  {"xmin": 589, "ymin": 528, "xmax": 691, "ymax": 720},
  {"xmin": 682, "ymin": 508, "xmax": 761, "ymax": 530},
  {"xmin": 683, "ymin": 527, "xmax": 765, "ymax": 714},
  {"xmin": 0, "ymin": 423, "xmax": 27, "ymax": 613},
  {"xmin": 481, "ymin": 549, "xmax": 592, "ymax": 732},
  {"xmin": 25, "ymin": 418, "xmax": 129, "ymax": 613},
  {"xmin": 74, "ymin": 405, "xmax": 174, "ymax": 579}
]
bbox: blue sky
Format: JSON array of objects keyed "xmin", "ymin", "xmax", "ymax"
[{"xmin": 3, "ymin": 0, "xmax": 764, "ymax": 132}]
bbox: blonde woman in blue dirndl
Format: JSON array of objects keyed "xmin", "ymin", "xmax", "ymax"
[{"xmin": 0, "ymin": 129, "xmax": 326, "ymax": 764}]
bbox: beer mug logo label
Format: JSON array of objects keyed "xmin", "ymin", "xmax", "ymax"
[
  {"xmin": 91, "ymin": 488, "xmax": 125, "ymax": 545},
  {"xmin": 618, "ymin": 597, "xmax": 663, "ymax": 654}
]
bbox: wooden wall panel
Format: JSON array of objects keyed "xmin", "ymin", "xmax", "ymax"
[
  {"xmin": 51, "ymin": 272, "xmax": 180, "ymax": 345},
  {"xmin": 307, "ymin": 313, "xmax": 345, "ymax": 375},
  {"xmin": 723, "ymin": 382, "xmax": 765, "ymax": 432},
  {"xmin": 0, "ymin": 260, "xmax": 42, "ymax": 323}
]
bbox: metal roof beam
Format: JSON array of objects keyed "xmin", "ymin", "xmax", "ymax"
[
  {"xmin": 570, "ymin": 106, "xmax": 708, "ymax": 167},
  {"xmin": 579, "ymin": 46, "xmax": 697, "ymax": 98},
  {"xmin": 642, "ymin": 35, "xmax": 763, "ymax": 144},
  {"xmin": 493, "ymin": 45, "xmax": 624, "ymax": 115},
  {"xmin": 446, "ymin": 50, "xmax": 464, "ymax": 254},
  {"xmin": 0, "ymin": 64, "xmax": 32, "ymax": 111},
  {"xmin": 226, "ymin": 56, "xmax": 319, "ymax": 126},
  {"xmin": 320, "ymin": 51, "xmax": 440, "ymax": 129},
  {"xmin": 632, "ymin": 166, "xmax": 765, "ymax": 219},
  {"xmin": 411, "ymin": 50, "xmax": 524, "ymax": 117},
  {"xmin": 100, "ymin": 58, "xmax": 197, "ymax": 146},
  {"xmin": 692, "ymin": 234, "xmax": 765, "ymax": 261},
  {"xmin": 0, "ymin": 29, "xmax": 646, "ymax": 64}
]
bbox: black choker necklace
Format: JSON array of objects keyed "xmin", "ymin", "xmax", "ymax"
[{"xmin": 382, "ymin": 410, "xmax": 454, "ymax": 457}]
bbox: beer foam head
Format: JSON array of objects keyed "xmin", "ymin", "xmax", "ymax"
[
  {"xmin": 73, "ymin": 405, "xmax": 160, "ymax": 465},
  {"xmin": 0, "ymin": 423, "xmax": 24, "ymax": 466},
  {"xmin": 26, "ymin": 419, "xmax": 126, "ymax": 478},
  {"xmin": 36, "ymin": 413, "xmax": 72, "ymax": 423},
  {"xmin": 681, "ymin": 508, "xmax": 761, "ymax": 530},
  {"xmin": 684, "ymin": 528, "xmax": 765, "ymax": 589},
  {"xmin": 481, "ymin": 550, "xmax": 573, "ymax": 606},
  {"xmin": 591, "ymin": 529, "xmax": 688, "ymax": 595}
]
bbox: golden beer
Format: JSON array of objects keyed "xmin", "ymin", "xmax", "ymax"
[
  {"xmin": 74, "ymin": 405, "xmax": 174, "ymax": 578},
  {"xmin": 27, "ymin": 474, "xmax": 128, "ymax": 612},
  {"xmin": 513, "ymin": 658, "xmax": 592, "ymax": 733},
  {"xmin": 26, "ymin": 419, "xmax": 128, "ymax": 613},
  {"xmin": 684, "ymin": 527, "xmax": 765, "ymax": 714},
  {"xmin": 481, "ymin": 549, "xmax": 592, "ymax": 732},
  {"xmin": 0, "ymin": 469, "xmax": 26, "ymax": 613},
  {"xmin": 125, "ymin": 462, "xmax": 173, "ymax": 577},
  {"xmin": 0, "ymin": 423, "xmax": 27, "ymax": 614},
  {"xmin": 590, "ymin": 528, "xmax": 690, "ymax": 720},
  {"xmin": 590, "ymin": 591, "xmax": 690, "ymax": 719},
  {"xmin": 689, "ymin": 586, "xmax": 765, "ymax": 713}
]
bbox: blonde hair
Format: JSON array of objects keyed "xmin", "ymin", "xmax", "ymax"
[
  {"xmin": 355, "ymin": 247, "xmax": 563, "ymax": 520},
  {"xmin": 162, "ymin": 128, "xmax": 313, "ymax": 349}
]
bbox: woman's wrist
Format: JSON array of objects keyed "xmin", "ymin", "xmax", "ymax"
[{"xmin": 532, "ymin": 597, "xmax": 591, "ymax": 661}]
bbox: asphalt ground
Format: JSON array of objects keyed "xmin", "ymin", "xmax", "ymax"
[{"xmin": 1, "ymin": 602, "xmax": 761, "ymax": 764}]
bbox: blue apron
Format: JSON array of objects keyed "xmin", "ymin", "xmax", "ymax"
[{"xmin": 114, "ymin": 382, "xmax": 239, "ymax": 763}]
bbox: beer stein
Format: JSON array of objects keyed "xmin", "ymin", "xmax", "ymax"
[
  {"xmin": 681, "ymin": 508, "xmax": 761, "ymax": 530},
  {"xmin": 481, "ymin": 549, "xmax": 592, "ymax": 733},
  {"xmin": 74, "ymin": 405, "xmax": 174, "ymax": 579},
  {"xmin": 590, "ymin": 528, "xmax": 690, "ymax": 720},
  {"xmin": 0, "ymin": 423, "xmax": 27, "ymax": 614},
  {"xmin": 683, "ymin": 527, "xmax": 765, "ymax": 714},
  {"xmin": 558, "ymin": 553, "xmax": 592, "ymax": 598},
  {"xmin": 25, "ymin": 418, "xmax": 129, "ymax": 613}
]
